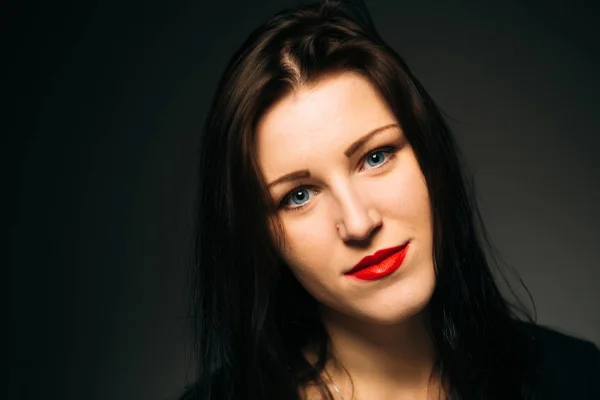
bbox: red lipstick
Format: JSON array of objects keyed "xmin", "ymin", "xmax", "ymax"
[{"xmin": 344, "ymin": 242, "xmax": 409, "ymax": 281}]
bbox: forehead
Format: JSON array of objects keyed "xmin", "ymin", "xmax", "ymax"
[{"xmin": 255, "ymin": 72, "xmax": 397, "ymax": 179}]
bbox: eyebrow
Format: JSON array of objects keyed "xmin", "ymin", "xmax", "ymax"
[
  {"xmin": 267, "ymin": 123, "xmax": 400, "ymax": 189},
  {"xmin": 343, "ymin": 123, "xmax": 400, "ymax": 158},
  {"xmin": 267, "ymin": 169, "xmax": 310, "ymax": 189}
]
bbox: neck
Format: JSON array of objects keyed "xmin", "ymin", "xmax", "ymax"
[{"xmin": 318, "ymin": 306, "xmax": 440, "ymax": 399}]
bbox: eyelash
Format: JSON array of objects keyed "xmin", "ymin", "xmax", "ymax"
[{"xmin": 277, "ymin": 145, "xmax": 399, "ymax": 212}]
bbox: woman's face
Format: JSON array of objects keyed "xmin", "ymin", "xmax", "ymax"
[{"xmin": 256, "ymin": 71, "xmax": 436, "ymax": 325}]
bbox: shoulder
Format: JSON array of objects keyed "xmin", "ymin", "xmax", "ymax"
[
  {"xmin": 519, "ymin": 321, "xmax": 599, "ymax": 366},
  {"xmin": 518, "ymin": 321, "xmax": 600, "ymax": 399}
]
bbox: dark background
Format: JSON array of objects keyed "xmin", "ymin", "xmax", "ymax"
[{"xmin": 7, "ymin": 0, "xmax": 600, "ymax": 399}]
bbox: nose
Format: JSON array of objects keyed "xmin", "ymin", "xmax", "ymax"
[{"xmin": 335, "ymin": 187, "xmax": 382, "ymax": 242}]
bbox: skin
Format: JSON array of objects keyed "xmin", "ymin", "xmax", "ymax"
[{"xmin": 256, "ymin": 71, "xmax": 440, "ymax": 399}]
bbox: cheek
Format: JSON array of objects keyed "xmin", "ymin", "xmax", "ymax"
[
  {"xmin": 279, "ymin": 218, "xmax": 340, "ymax": 296},
  {"xmin": 283, "ymin": 251, "xmax": 340, "ymax": 308},
  {"xmin": 281, "ymin": 227, "xmax": 329, "ymax": 275},
  {"xmin": 279, "ymin": 204, "xmax": 336, "ymax": 256},
  {"xmin": 379, "ymin": 166, "xmax": 430, "ymax": 222}
]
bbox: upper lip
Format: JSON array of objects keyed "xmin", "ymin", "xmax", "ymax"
[{"xmin": 344, "ymin": 242, "xmax": 409, "ymax": 275}]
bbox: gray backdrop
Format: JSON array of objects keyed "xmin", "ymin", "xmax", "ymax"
[{"xmin": 8, "ymin": 0, "xmax": 599, "ymax": 399}]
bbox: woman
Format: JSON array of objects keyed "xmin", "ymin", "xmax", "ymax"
[{"xmin": 181, "ymin": 1, "xmax": 600, "ymax": 399}]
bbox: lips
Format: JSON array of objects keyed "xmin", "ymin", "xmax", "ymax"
[{"xmin": 344, "ymin": 242, "xmax": 410, "ymax": 281}]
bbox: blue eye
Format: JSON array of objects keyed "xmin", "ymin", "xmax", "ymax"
[
  {"xmin": 290, "ymin": 188, "xmax": 310, "ymax": 205},
  {"xmin": 363, "ymin": 148, "xmax": 394, "ymax": 169},
  {"xmin": 278, "ymin": 146, "xmax": 398, "ymax": 212},
  {"xmin": 280, "ymin": 187, "xmax": 317, "ymax": 210}
]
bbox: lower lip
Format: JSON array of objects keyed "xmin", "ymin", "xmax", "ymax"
[{"xmin": 346, "ymin": 244, "xmax": 409, "ymax": 281}]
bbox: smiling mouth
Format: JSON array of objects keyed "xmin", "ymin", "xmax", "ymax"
[{"xmin": 344, "ymin": 242, "xmax": 410, "ymax": 281}]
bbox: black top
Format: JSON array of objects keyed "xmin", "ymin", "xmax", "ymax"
[
  {"xmin": 521, "ymin": 322, "xmax": 600, "ymax": 399},
  {"xmin": 178, "ymin": 322, "xmax": 600, "ymax": 399}
]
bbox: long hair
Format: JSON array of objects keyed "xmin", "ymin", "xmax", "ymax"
[{"xmin": 185, "ymin": 1, "xmax": 539, "ymax": 399}]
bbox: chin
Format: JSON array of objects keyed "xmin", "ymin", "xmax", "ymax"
[
  {"xmin": 357, "ymin": 301, "xmax": 431, "ymax": 327},
  {"xmin": 323, "ymin": 288, "xmax": 434, "ymax": 329},
  {"xmin": 365, "ymin": 282, "xmax": 435, "ymax": 325}
]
